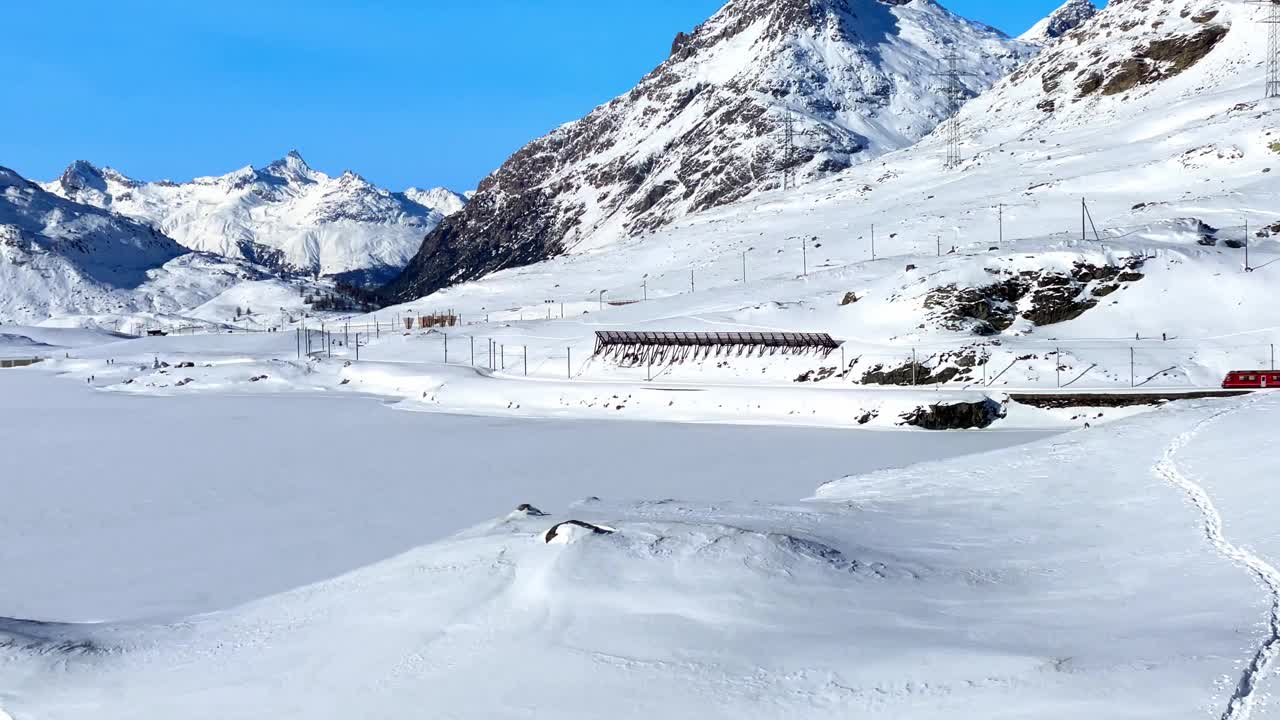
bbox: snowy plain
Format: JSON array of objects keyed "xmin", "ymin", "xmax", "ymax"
[
  {"xmin": 2, "ymin": 353, "xmax": 1279, "ymax": 718},
  {"xmin": 0, "ymin": 367, "xmax": 1052, "ymax": 622}
]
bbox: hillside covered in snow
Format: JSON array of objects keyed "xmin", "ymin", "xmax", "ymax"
[
  {"xmin": 0, "ymin": 165, "xmax": 372, "ymax": 330},
  {"xmin": 384, "ymin": 0, "xmax": 1035, "ymax": 301},
  {"xmin": 44, "ymin": 152, "xmax": 465, "ymax": 286}
]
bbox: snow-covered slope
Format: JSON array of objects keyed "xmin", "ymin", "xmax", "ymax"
[
  {"xmin": 0, "ymin": 165, "xmax": 184, "ymax": 323},
  {"xmin": 384, "ymin": 0, "xmax": 1034, "ymax": 301},
  {"xmin": 1017, "ymin": 0, "xmax": 1098, "ymax": 45},
  {"xmin": 1, "ymin": 165, "xmax": 365, "ymax": 330},
  {"xmin": 368, "ymin": 0, "xmax": 1277, "ymax": 402},
  {"xmin": 44, "ymin": 152, "xmax": 462, "ymax": 285}
]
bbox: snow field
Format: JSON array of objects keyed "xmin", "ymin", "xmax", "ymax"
[{"xmin": 2, "ymin": 392, "xmax": 1279, "ymax": 718}]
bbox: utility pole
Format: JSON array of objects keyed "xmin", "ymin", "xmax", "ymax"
[
  {"xmin": 1246, "ymin": 217, "xmax": 1252, "ymax": 271},
  {"xmin": 642, "ymin": 278, "xmax": 648, "ymax": 301},
  {"xmin": 871, "ymin": 223, "xmax": 876, "ymax": 260},
  {"xmin": 779, "ymin": 108, "xmax": 797, "ymax": 191},
  {"xmin": 935, "ymin": 234, "xmax": 942, "ymax": 257},
  {"xmin": 741, "ymin": 251, "xmax": 747, "ymax": 283},
  {"xmin": 1081, "ymin": 198, "xmax": 1101, "ymax": 241},
  {"xmin": 690, "ymin": 268, "xmax": 695, "ymax": 293},
  {"xmin": 801, "ymin": 237, "xmax": 808, "ymax": 276},
  {"xmin": 998, "ymin": 204, "xmax": 1004, "ymax": 245}
]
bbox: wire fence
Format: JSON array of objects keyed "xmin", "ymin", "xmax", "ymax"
[{"xmin": 312, "ymin": 327, "xmax": 1279, "ymax": 392}]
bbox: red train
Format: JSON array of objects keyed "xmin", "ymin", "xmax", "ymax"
[{"xmin": 1222, "ymin": 370, "xmax": 1280, "ymax": 389}]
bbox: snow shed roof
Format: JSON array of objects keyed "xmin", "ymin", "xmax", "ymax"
[{"xmin": 594, "ymin": 331, "xmax": 842, "ymax": 353}]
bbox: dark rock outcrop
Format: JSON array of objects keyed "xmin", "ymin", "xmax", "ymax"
[{"xmin": 901, "ymin": 398, "xmax": 1005, "ymax": 430}]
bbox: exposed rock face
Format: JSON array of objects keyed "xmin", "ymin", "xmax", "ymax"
[
  {"xmin": 901, "ymin": 398, "xmax": 1005, "ymax": 429},
  {"xmin": 924, "ymin": 258, "xmax": 1147, "ymax": 336},
  {"xmin": 384, "ymin": 0, "xmax": 1033, "ymax": 301},
  {"xmin": 1019, "ymin": 0, "xmax": 1099, "ymax": 44},
  {"xmin": 996, "ymin": 0, "xmax": 1231, "ymax": 120}
]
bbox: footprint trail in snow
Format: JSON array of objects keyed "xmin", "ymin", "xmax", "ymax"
[{"xmin": 1154, "ymin": 399, "xmax": 1280, "ymax": 720}]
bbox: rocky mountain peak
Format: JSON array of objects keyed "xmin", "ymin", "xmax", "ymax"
[
  {"xmin": 1019, "ymin": 0, "xmax": 1099, "ymax": 44},
  {"xmin": 262, "ymin": 150, "xmax": 319, "ymax": 184},
  {"xmin": 56, "ymin": 160, "xmax": 108, "ymax": 195},
  {"xmin": 383, "ymin": 0, "xmax": 1031, "ymax": 302}
]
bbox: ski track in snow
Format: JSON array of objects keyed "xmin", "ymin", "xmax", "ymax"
[{"xmin": 1154, "ymin": 397, "xmax": 1280, "ymax": 720}]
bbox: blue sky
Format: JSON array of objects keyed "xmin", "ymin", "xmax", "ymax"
[{"xmin": 1, "ymin": 0, "xmax": 1090, "ymax": 192}]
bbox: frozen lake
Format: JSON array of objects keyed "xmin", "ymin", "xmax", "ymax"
[{"xmin": 0, "ymin": 371, "xmax": 1055, "ymax": 621}]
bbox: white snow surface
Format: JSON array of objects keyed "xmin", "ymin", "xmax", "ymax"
[{"xmin": 3, "ymin": 361, "xmax": 1280, "ymax": 717}]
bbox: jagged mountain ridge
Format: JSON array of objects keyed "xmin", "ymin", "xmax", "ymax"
[
  {"xmin": 384, "ymin": 0, "xmax": 1035, "ymax": 302},
  {"xmin": 44, "ymin": 152, "xmax": 466, "ymax": 286}
]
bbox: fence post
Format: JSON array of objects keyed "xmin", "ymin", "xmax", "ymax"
[
  {"xmin": 912, "ymin": 348, "xmax": 917, "ymax": 386},
  {"xmin": 355, "ymin": 333, "xmax": 360, "ymax": 361},
  {"xmin": 1130, "ymin": 347, "xmax": 1135, "ymax": 388},
  {"xmin": 524, "ymin": 346, "xmax": 528, "ymax": 376},
  {"xmin": 444, "ymin": 334, "xmax": 448, "ymax": 364},
  {"xmin": 501, "ymin": 344, "xmax": 505, "ymax": 372},
  {"xmin": 470, "ymin": 336, "xmax": 475, "ymax": 366},
  {"xmin": 1056, "ymin": 347, "xmax": 1061, "ymax": 388},
  {"xmin": 567, "ymin": 348, "xmax": 572, "ymax": 379}
]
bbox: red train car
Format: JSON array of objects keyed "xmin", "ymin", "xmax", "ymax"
[{"xmin": 1222, "ymin": 370, "xmax": 1280, "ymax": 389}]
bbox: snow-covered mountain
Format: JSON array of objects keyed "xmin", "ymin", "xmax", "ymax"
[
  {"xmin": 44, "ymin": 152, "xmax": 464, "ymax": 286},
  {"xmin": 402, "ymin": 187, "xmax": 467, "ymax": 217},
  {"xmin": 1017, "ymin": 0, "xmax": 1098, "ymax": 45},
  {"xmin": 384, "ymin": 0, "xmax": 1035, "ymax": 301},
  {"xmin": 1, "ymin": 165, "xmax": 361, "ymax": 329},
  {"xmin": 1, "ymin": 165, "xmax": 184, "ymax": 323}
]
